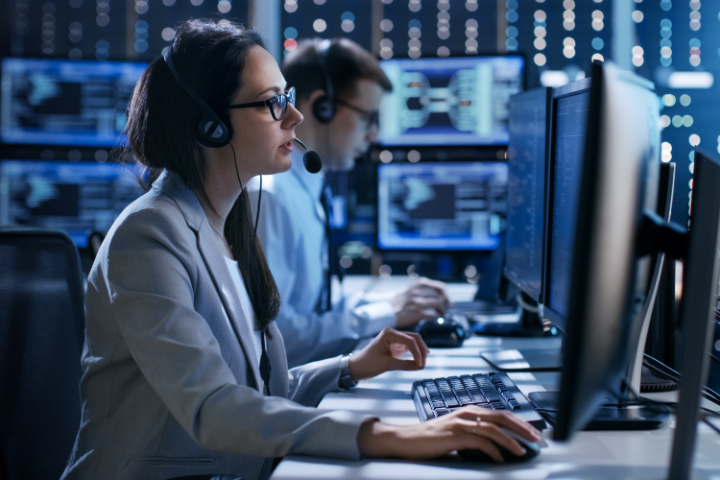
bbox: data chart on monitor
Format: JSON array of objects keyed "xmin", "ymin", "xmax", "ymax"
[
  {"xmin": 377, "ymin": 161, "xmax": 508, "ymax": 250},
  {"xmin": 1, "ymin": 58, "xmax": 147, "ymax": 146},
  {"xmin": 0, "ymin": 160, "xmax": 145, "ymax": 247},
  {"xmin": 379, "ymin": 56, "xmax": 524, "ymax": 146}
]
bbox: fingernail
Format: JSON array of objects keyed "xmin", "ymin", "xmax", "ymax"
[{"xmin": 518, "ymin": 447, "xmax": 527, "ymax": 455}]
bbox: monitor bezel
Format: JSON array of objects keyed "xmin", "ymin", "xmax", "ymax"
[
  {"xmin": 502, "ymin": 86, "xmax": 553, "ymax": 303},
  {"xmin": 540, "ymin": 77, "xmax": 593, "ymax": 328},
  {"xmin": 377, "ymin": 53, "xmax": 527, "ymax": 148},
  {"xmin": 374, "ymin": 159, "xmax": 509, "ymax": 253}
]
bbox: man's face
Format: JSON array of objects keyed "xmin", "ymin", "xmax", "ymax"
[{"xmin": 324, "ymin": 79, "xmax": 384, "ymax": 172}]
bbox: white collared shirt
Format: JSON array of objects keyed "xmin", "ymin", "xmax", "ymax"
[{"xmin": 247, "ymin": 150, "xmax": 396, "ymax": 368}]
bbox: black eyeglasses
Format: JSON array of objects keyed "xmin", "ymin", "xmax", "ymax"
[
  {"xmin": 229, "ymin": 86, "xmax": 296, "ymax": 121},
  {"xmin": 334, "ymin": 97, "xmax": 379, "ymax": 128}
]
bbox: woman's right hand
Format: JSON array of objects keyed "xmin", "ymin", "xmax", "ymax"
[{"xmin": 356, "ymin": 406, "xmax": 542, "ymax": 463}]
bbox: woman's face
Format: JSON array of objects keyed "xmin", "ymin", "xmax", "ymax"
[{"xmin": 228, "ymin": 46, "xmax": 303, "ymax": 182}]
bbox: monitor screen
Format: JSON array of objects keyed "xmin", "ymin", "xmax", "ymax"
[
  {"xmin": 377, "ymin": 161, "xmax": 507, "ymax": 250},
  {"xmin": 378, "ymin": 56, "xmax": 524, "ymax": 146},
  {"xmin": 546, "ymin": 90, "xmax": 591, "ymax": 321},
  {"xmin": 1, "ymin": 58, "xmax": 148, "ymax": 146},
  {"xmin": 504, "ymin": 88, "xmax": 550, "ymax": 300},
  {"xmin": 0, "ymin": 160, "xmax": 145, "ymax": 247}
]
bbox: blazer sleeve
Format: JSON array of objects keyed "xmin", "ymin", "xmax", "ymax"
[{"xmin": 101, "ymin": 206, "xmax": 372, "ymax": 460}]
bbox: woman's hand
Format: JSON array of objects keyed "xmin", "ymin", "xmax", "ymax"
[
  {"xmin": 356, "ymin": 406, "xmax": 542, "ymax": 463},
  {"xmin": 348, "ymin": 327, "xmax": 430, "ymax": 381}
]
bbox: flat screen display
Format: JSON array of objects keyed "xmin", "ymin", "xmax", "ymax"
[
  {"xmin": 1, "ymin": 58, "xmax": 148, "ymax": 146},
  {"xmin": 547, "ymin": 92, "xmax": 591, "ymax": 318},
  {"xmin": 504, "ymin": 88, "xmax": 549, "ymax": 299},
  {"xmin": 0, "ymin": 160, "xmax": 145, "ymax": 247},
  {"xmin": 378, "ymin": 56, "xmax": 524, "ymax": 146},
  {"xmin": 377, "ymin": 161, "xmax": 508, "ymax": 250}
]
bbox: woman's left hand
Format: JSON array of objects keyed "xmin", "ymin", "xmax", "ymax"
[{"xmin": 348, "ymin": 327, "xmax": 430, "ymax": 382}]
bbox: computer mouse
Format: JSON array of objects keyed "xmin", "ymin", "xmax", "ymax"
[
  {"xmin": 458, "ymin": 427, "xmax": 541, "ymax": 463},
  {"xmin": 414, "ymin": 316, "xmax": 467, "ymax": 348}
]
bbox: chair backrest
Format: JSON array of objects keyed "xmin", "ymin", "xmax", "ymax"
[{"xmin": 0, "ymin": 227, "xmax": 85, "ymax": 480}]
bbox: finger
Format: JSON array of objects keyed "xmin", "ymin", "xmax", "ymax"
[
  {"xmin": 405, "ymin": 331, "xmax": 430, "ymax": 354},
  {"xmin": 412, "ymin": 296, "xmax": 446, "ymax": 313},
  {"xmin": 460, "ymin": 408, "xmax": 541, "ymax": 442},
  {"xmin": 385, "ymin": 330, "xmax": 425, "ymax": 368},
  {"xmin": 388, "ymin": 358, "xmax": 425, "ymax": 371},
  {"xmin": 416, "ymin": 277, "xmax": 450, "ymax": 298},
  {"xmin": 459, "ymin": 421, "xmax": 526, "ymax": 458},
  {"xmin": 460, "ymin": 434, "xmax": 505, "ymax": 463}
]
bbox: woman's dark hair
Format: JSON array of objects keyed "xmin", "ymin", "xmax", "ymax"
[{"xmin": 125, "ymin": 19, "xmax": 280, "ymax": 331}]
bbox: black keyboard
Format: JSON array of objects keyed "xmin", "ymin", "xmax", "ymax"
[{"xmin": 411, "ymin": 372, "xmax": 547, "ymax": 431}]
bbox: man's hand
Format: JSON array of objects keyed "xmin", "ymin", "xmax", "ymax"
[
  {"xmin": 348, "ymin": 327, "xmax": 430, "ymax": 381},
  {"xmin": 391, "ymin": 277, "xmax": 449, "ymax": 329}
]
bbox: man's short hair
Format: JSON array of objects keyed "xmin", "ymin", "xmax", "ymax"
[{"xmin": 282, "ymin": 38, "xmax": 393, "ymax": 102}]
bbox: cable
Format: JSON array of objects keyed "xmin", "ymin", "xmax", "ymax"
[
  {"xmin": 711, "ymin": 353, "xmax": 720, "ymax": 368},
  {"xmin": 703, "ymin": 417, "xmax": 720, "ymax": 436},
  {"xmin": 642, "ymin": 355, "xmax": 720, "ymax": 407}
]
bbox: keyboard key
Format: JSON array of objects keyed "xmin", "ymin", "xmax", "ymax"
[
  {"xmin": 422, "ymin": 380, "xmax": 446, "ymax": 409},
  {"xmin": 448, "ymin": 376, "xmax": 474, "ymax": 405},
  {"xmin": 435, "ymin": 379, "xmax": 460, "ymax": 407},
  {"xmin": 459, "ymin": 375, "xmax": 486, "ymax": 403}
]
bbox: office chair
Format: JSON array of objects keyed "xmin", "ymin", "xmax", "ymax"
[{"xmin": 0, "ymin": 227, "xmax": 85, "ymax": 480}]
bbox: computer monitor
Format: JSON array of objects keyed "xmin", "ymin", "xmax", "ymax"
[
  {"xmin": 503, "ymin": 87, "xmax": 552, "ymax": 302},
  {"xmin": 0, "ymin": 160, "xmax": 145, "ymax": 247},
  {"xmin": 1, "ymin": 58, "xmax": 148, "ymax": 146},
  {"xmin": 669, "ymin": 148, "xmax": 720, "ymax": 479},
  {"xmin": 378, "ymin": 55, "xmax": 525, "ymax": 146},
  {"xmin": 542, "ymin": 78, "xmax": 592, "ymax": 328},
  {"xmin": 376, "ymin": 161, "xmax": 507, "ymax": 251},
  {"xmin": 533, "ymin": 61, "xmax": 665, "ymax": 440}
]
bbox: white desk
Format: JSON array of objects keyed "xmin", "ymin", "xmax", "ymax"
[{"xmin": 271, "ymin": 277, "xmax": 720, "ymax": 480}]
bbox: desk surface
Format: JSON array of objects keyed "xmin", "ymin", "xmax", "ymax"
[{"xmin": 271, "ymin": 277, "xmax": 720, "ymax": 480}]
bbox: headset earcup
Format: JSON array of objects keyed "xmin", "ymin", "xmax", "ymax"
[
  {"xmin": 312, "ymin": 95, "xmax": 335, "ymax": 124},
  {"xmin": 195, "ymin": 110, "xmax": 230, "ymax": 148}
]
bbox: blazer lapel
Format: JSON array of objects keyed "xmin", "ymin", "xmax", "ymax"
[
  {"xmin": 196, "ymin": 222, "xmax": 263, "ymax": 391},
  {"xmin": 155, "ymin": 171, "xmax": 263, "ymax": 391}
]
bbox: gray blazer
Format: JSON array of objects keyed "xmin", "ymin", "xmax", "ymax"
[{"xmin": 62, "ymin": 171, "xmax": 370, "ymax": 480}]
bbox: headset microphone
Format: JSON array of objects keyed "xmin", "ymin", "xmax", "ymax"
[{"xmin": 293, "ymin": 138, "xmax": 323, "ymax": 174}]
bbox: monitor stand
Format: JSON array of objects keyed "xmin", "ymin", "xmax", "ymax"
[
  {"xmin": 527, "ymin": 391, "xmax": 670, "ymax": 431},
  {"xmin": 471, "ymin": 293, "xmax": 560, "ymax": 337}
]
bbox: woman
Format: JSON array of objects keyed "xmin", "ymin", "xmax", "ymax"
[{"xmin": 62, "ymin": 20, "xmax": 540, "ymax": 480}]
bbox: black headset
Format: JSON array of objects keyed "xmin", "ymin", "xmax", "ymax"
[
  {"xmin": 163, "ymin": 46, "xmax": 322, "ymax": 173},
  {"xmin": 311, "ymin": 40, "xmax": 336, "ymax": 124},
  {"xmin": 163, "ymin": 47, "xmax": 231, "ymax": 148}
]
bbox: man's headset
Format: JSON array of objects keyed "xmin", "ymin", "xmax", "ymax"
[
  {"xmin": 162, "ymin": 47, "xmax": 322, "ymax": 173},
  {"xmin": 311, "ymin": 39, "xmax": 335, "ymax": 124}
]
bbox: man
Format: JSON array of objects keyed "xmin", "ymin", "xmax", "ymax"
[{"xmin": 248, "ymin": 38, "xmax": 448, "ymax": 367}]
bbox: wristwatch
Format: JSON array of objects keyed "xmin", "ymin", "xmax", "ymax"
[{"xmin": 338, "ymin": 354, "xmax": 358, "ymax": 389}]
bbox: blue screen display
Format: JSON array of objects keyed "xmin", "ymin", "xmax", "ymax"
[
  {"xmin": 377, "ymin": 161, "xmax": 508, "ymax": 250},
  {"xmin": 0, "ymin": 160, "xmax": 145, "ymax": 247},
  {"xmin": 547, "ymin": 92, "xmax": 590, "ymax": 318},
  {"xmin": 379, "ymin": 56, "xmax": 524, "ymax": 146},
  {"xmin": 1, "ymin": 58, "xmax": 148, "ymax": 147},
  {"xmin": 504, "ymin": 89, "xmax": 548, "ymax": 298}
]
